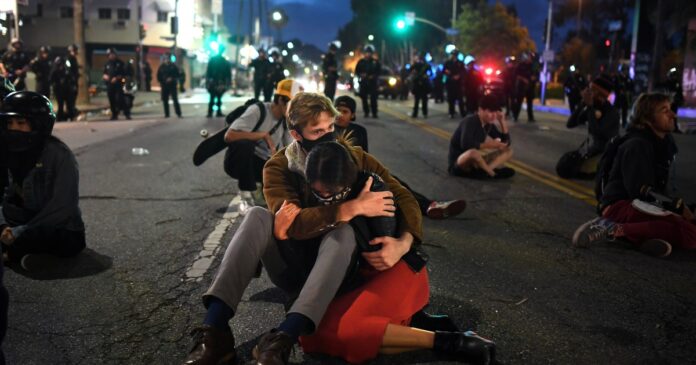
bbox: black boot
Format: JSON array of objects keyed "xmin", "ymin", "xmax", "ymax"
[
  {"xmin": 433, "ymin": 331, "xmax": 496, "ymax": 365},
  {"xmin": 410, "ymin": 309, "xmax": 459, "ymax": 332}
]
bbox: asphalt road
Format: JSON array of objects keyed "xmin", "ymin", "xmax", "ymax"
[{"xmin": 4, "ymin": 90, "xmax": 696, "ymax": 365}]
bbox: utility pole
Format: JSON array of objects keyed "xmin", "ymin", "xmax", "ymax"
[
  {"xmin": 629, "ymin": 0, "xmax": 641, "ymax": 80},
  {"xmin": 541, "ymin": 0, "xmax": 553, "ymax": 105},
  {"xmin": 73, "ymin": 0, "xmax": 89, "ymax": 105}
]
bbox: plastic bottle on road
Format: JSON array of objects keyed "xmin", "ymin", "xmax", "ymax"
[{"xmin": 131, "ymin": 147, "xmax": 150, "ymax": 156}]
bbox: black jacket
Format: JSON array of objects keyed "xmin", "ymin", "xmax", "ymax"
[
  {"xmin": 355, "ymin": 57, "xmax": 380, "ymax": 86},
  {"xmin": 0, "ymin": 137, "xmax": 85, "ymax": 239},
  {"xmin": 157, "ymin": 62, "xmax": 180, "ymax": 88},
  {"xmin": 566, "ymin": 101, "xmax": 620, "ymax": 157},
  {"xmin": 600, "ymin": 127, "xmax": 678, "ymax": 208}
]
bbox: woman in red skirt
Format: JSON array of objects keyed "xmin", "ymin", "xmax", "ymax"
[{"xmin": 274, "ymin": 141, "xmax": 497, "ymax": 364}]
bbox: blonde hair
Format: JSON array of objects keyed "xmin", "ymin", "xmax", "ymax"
[
  {"xmin": 629, "ymin": 92, "xmax": 672, "ymax": 129},
  {"xmin": 286, "ymin": 92, "xmax": 339, "ymax": 132}
]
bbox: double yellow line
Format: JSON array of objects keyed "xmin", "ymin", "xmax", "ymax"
[{"xmin": 381, "ymin": 107, "xmax": 597, "ymax": 206}]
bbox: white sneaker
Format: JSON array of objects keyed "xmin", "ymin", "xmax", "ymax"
[{"xmin": 237, "ymin": 191, "xmax": 255, "ymax": 216}]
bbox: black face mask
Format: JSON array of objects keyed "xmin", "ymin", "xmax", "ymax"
[
  {"xmin": 298, "ymin": 131, "xmax": 336, "ymax": 153},
  {"xmin": 2, "ymin": 130, "xmax": 39, "ymax": 152}
]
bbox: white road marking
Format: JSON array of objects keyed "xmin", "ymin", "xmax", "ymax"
[{"xmin": 185, "ymin": 195, "xmax": 241, "ymax": 281}]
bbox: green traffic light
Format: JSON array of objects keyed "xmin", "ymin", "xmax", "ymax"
[
  {"xmin": 396, "ymin": 19, "xmax": 406, "ymax": 30},
  {"xmin": 210, "ymin": 40, "xmax": 220, "ymax": 53}
]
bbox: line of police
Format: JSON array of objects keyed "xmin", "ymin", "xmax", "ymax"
[{"xmin": 0, "ymin": 39, "xmax": 79, "ymax": 122}]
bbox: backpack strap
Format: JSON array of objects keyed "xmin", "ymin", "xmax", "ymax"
[{"xmin": 250, "ymin": 101, "xmax": 267, "ymax": 132}]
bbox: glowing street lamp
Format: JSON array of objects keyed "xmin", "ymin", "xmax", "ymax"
[
  {"xmin": 368, "ymin": 34, "xmax": 374, "ymax": 41},
  {"xmin": 272, "ymin": 11, "xmax": 283, "ymax": 22}
]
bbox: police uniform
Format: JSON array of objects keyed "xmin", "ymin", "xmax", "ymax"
[
  {"xmin": 322, "ymin": 50, "xmax": 339, "ymax": 101},
  {"xmin": 564, "ymin": 72, "xmax": 587, "ymax": 115},
  {"xmin": 103, "ymin": 53, "xmax": 130, "ymax": 120},
  {"xmin": 443, "ymin": 56, "xmax": 465, "ymax": 118},
  {"xmin": 157, "ymin": 60, "xmax": 182, "ymax": 118},
  {"xmin": 410, "ymin": 60, "xmax": 432, "ymax": 118},
  {"xmin": 267, "ymin": 56, "xmax": 285, "ymax": 99},
  {"xmin": 463, "ymin": 63, "xmax": 483, "ymax": 114},
  {"xmin": 512, "ymin": 59, "xmax": 536, "ymax": 122},
  {"xmin": 355, "ymin": 54, "xmax": 381, "ymax": 118},
  {"xmin": 30, "ymin": 51, "xmax": 52, "ymax": 98},
  {"xmin": 50, "ymin": 56, "xmax": 78, "ymax": 121},
  {"xmin": 250, "ymin": 54, "xmax": 271, "ymax": 101},
  {"xmin": 0, "ymin": 48, "xmax": 30, "ymax": 91},
  {"xmin": 206, "ymin": 54, "xmax": 231, "ymax": 117}
]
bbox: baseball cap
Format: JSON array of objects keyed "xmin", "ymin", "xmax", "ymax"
[
  {"xmin": 479, "ymin": 94, "xmax": 502, "ymax": 111},
  {"xmin": 275, "ymin": 79, "xmax": 304, "ymax": 99}
]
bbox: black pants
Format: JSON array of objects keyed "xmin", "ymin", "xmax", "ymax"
[
  {"xmin": 0, "ymin": 257, "xmax": 7, "ymax": 365},
  {"xmin": 359, "ymin": 84, "xmax": 378, "ymax": 117},
  {"xmin": 107, "ymin": 85, "xmax": 129, "ymax": 119},
  {"xmin": 253, "ymin": 82, "xmax": 266, "ymax": 101},
  {"xmin": 56, "ymin": 90, "xmax": 77, "ymax": 121},
  {"xmin": 412, "ymin": 92, "xmax": 428, "ymax": 117},
  {"xmin": 393, "ymin": 175, "xmax": 431, "ymax": 215},
  {"xmin": 465, "ymin": 93, "xmax": 479, "ymax": 115},
  {"xmin": 263, "ymin": 83, "xmax": 273, "ymax": 102},
  {"xmin": 161, "ymin": 85, "xmax": 181, "ymax": 117},
  {"xmin": 324, "ymin": 77, "xmax": 337, "ymax": 101},
  {"xmin": 446, "ymin": 84, "xmax": 464, "ymax": 117},
  {"xmin": 2, "ymin": 226, "xmax": 85, "ymax": 263},
  {"xmin": 36, "ymin": 79, "xmax": 51, "ymax": 99},
  {"xmin": 223, "ymin": 140, "xmax": 266, "ymax": 191},
  {"xmin": 207, "ymin": 90, "xmax": 224, "ymax": 116},
  {"xmin": 0, "ymin": 168, "xmax": 7, "ymax": 204},
  {"xmin": 512, "ymin": 89, "xmax": 534, "ymax": 121}
]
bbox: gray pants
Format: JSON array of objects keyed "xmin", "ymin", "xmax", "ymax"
[{"xmin": 204, "ymin": 206, "xmax": 357, "ymax": 331}]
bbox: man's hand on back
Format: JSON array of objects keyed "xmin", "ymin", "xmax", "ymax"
[{"xmin": 362, "ymin": 232, "xmax": 413, "ymax": 271}]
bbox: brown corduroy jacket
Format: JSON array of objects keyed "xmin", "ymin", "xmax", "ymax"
[{"xmin": 262, "ymin": 142, "xmax": 423, "ymax": 243}]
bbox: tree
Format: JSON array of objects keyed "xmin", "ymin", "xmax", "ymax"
[
  {"xmin": 454, "ymin": 1, "xmax": 536, "ymax": 61},
  {"xmin": 559, "ymin": 36, "xmax": 597, "ymax": 76}
]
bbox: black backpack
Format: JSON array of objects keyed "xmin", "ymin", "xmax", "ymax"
[
  {"xmin": 594, "ymin": 133, "xmax": 633, "ymax": 203},
  {"xmin": 226, "ymin": 98, "xmax": 266, "ymax": 130}
]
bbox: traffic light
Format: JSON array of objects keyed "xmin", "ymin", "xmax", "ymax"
[
  {"xmin": 604, "ymin": 39, "xmax": 611, "ymax": 47},
  {"xmin": 206, "ymin": 33, "xmax": 221, "ymax": 54},
  {"xmin": 139, "ymin": 24, "xmax": 147, "ymax": 40},
  {"xmin": 394, "ymin": 18, "xmax": 407, "ymax": 32}
]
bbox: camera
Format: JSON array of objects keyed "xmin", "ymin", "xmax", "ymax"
[{"xmin": 640, "ymin": 185, "xmax": 684, "ymax": 215}]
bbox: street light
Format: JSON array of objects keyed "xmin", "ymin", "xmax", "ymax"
[
  {"xmin": 272, "ymin": 11, "xmax": 283, "ymax": 22},
  {"xmin": 287, "ymin": 41, "xmax": 294, "ymax": 49}
]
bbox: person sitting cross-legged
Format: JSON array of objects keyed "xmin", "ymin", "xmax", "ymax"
[{"xmin": 448, "ymin": 94, "xmax": 515, "ymax": 179}]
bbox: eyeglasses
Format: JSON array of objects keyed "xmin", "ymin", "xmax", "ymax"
[{"xmin": 311, "ymin": 186, "xmax": 352, "ymax": 205}]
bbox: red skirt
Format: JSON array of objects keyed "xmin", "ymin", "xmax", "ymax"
[{"xmin": 299, "ymin": 260, "xmax": 430, "ymax": 364}]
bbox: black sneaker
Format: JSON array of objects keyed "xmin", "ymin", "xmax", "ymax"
[
  {"xmin": 493, "ymin": 167, "xmax": 515, "ymax": 179},
  {"xmin": 639, "ymin": 239, "xmax": 672, "ymax": 258},
  {"xmin": 572, "ymin": 217, "xmax": 617, "ymax": 248}
]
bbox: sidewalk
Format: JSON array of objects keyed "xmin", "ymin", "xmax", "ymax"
[
  {"xmin": 73, "ymin": 90, "xmax": 165, "ymax": 117},
  {"xmin": 533, "ymin": 98, "xmax": 696, "ymax": 132}
]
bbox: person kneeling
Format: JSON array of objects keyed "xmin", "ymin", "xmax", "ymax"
[
  {"xmin": 448, "ymin": 94, "xmax": 514, "ymax": 179},
  {"xmin": 0, "ymin": 91, "xmax": 85, "ymax": 270}
]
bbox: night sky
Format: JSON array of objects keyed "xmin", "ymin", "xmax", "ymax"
[{"xmin": 223, "ymin": 0, "xmax": 549, "ymax": 51}]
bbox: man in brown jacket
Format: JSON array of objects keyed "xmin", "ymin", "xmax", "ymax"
[{"xmin": 181, "ymin": 92, "xmax": 422, "ymax": 365}]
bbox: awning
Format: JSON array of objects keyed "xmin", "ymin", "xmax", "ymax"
[{"xmin": 154, "ymin": 0, "xmax": 174, "ymax": 12}]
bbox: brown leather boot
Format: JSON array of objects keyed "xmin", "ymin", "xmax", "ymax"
[
  {"xmin": 248, "ymin": 330, "xmax": 294, "ymax": 365},
  {"xmin": 182, "ymin": 325, "xmax": 237, "ymax": 365}
]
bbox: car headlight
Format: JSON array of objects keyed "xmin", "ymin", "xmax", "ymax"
[{"xmin": 388, "ymin": 77, "xmax": 397, "ymax": 86}]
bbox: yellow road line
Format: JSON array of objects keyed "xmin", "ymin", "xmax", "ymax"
[{"xmin": 381, "ymin": 106, "xmax": 597, "ymax": 206}]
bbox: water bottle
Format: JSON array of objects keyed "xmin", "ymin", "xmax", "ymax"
[{"xmin": 131, "ymin": 147, "xmax": 150, "ymax": 156}]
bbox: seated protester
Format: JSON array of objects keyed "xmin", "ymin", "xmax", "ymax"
[
  {"xmin": 573, "ymin": 93, "xmax": 696, "ymax": 257},
  {"xmin": 448, "ymin": 94, "xmax": 515, "ymax": 179},
  {"xmin": 222, "ymin": 79, "xmax": 301, "ymax": 212},
  {"xmin": 0, "ymin": 91, "xmax": 85, "ymax": 270},
  {"xmin": 334, "ymin": 95, "xmax": 467, "ymax": 220},
  {"xmin": 292, "ymin": 141, "xmax": 496, "ymax": 365},
  {"xmin": 180, "ymin": 92, "xmax": 406, "ymax": 365},
  {"xmin": 559, "ymin": 74, "xmax": 620, "ymax": 178}
]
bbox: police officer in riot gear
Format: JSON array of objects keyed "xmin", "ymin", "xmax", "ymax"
[
  {"xmin": 322, "ymin": 42, "xmax": 339, "ymax": 101},
  {"xmin": 0, "ymin": 39, "xmax": 30, "ymax": 91},
  {"xmin": 30, "ymin": 46, "xmax": 52, "ymax": 98},
  {"xmin": 355, "ymin": 44, "xmax": 381, "ymax": 118},
  {"xmin": 612, "ymin": 64, "xmax": 633, "ymax": 128},
  {"xmin": 512, "ymin": 52, "xmax": 536, "ymax": 122},
  {"xmin": 102, "ymin": 48, "xmax": 130, "ymax": 120},
  {"xmin": 157, "ymin": 53, "xmax": 182, "ymax": 118},
  {"xmin": 410, "ymin": 52, "xmax": 432, "ymax": 118},
  {"xmin": 268, "ymin": 49, "xmax": 286, "ymax": 98},
  {"xmin": 463, "ymin": 59, "xmax": 483, "ymax": 115},
  {"xmin": 250, "ymin": 49, "xmax": 272, "ymax": 101},
  {"xmin": 51, "ymin": 56, "xmax": 78, "ymax": 121},
  {"xmin": 66, "ymin": 44, "xmax": 80, "ymax": 115},
  {"xmin": 0, "ymin": 91, "xmax": 86, "ymax": 269},
  {"xmin": 563, "ymin": 65, "xmax": 587, "ymax": 115},
  {"xmin": 206, "ymin": 51, "xmax": 231, "ymax": 117},
  {"xmin": 444, "ymin": 49, "xmax": 465, "ymax": 118}
]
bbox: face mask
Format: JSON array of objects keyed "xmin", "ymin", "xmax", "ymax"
[
  {"xmin": 298, "ymin": 131, "xmax": 336, "ymax": 153},
  {"xmin": 311, "ymin": 186, "xmax": 352, "ymax": 206},
  {"xmin": 2, "ymin": 130, "xmax": 38, "ymax": 152}
]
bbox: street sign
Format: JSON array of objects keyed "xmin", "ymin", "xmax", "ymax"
[
  {"xmin": 212, "ymin": 0, "xmax": 222, "ymax": 15},
  {"xmin": 543, "ymin": 49, "xmax": 555, "ymax": 62},
  {"xmin": 405, "ymin": 11, "xmax": 415, "ymax": 26},
  {"xmin": 446, "ymin": 28, "xmax": 459, "ymax": 36},
  {"xmin": 608, "ymin": 20, "xmax": 622, "ymax": 32}
]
